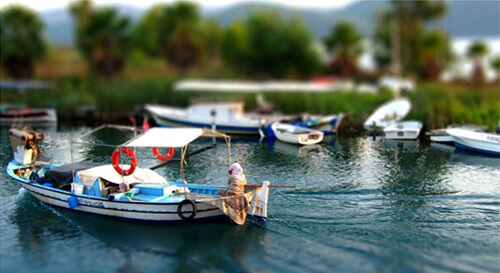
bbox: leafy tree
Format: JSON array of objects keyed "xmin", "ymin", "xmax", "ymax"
[
  {"xmin": 221, "ymin": 10, "xmax": 322, "ymax": 79},
  {"xmin": 131, "ymin": 4, "xmax": 164, "ymax": 57},
  {"xmin": 199, "ymin": 18, "xmax": 223, "ymax": 67},
  {"xmin": 324, "ymin": 21, "xmax": 364, "ymax": 78},
  {"xmin": 132, "ymin": 1, "xmax": 204, "ymax": 74},
  {"xmin": 0, "ymin": 5, "xmax": 46, "ymax": 79},
  {"xmin": 466, "ymin": 40, "xmax": 489, "ymax": 85},
  {"xmin": 70, "ymin": 1, "xmax": 130, "ymax": 78}
]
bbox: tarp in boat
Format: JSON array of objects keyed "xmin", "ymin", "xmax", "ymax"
[
  {"xmin": 44, "ymin": 162, "xmax": 103, "ymax": 189},
  {"xmin": 76, "ymin": 165, "xmax": 167, "ymax": 189}
]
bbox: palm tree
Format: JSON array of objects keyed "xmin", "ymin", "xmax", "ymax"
[
  {"xmin": 419, "ymin": 30, "xmax": 452, "ymax": 81},
  {"xmin": 374, "ymin": 0, "xmax": 449, "ymax": 79},
  {"xmin": 0, "ymin": 5, "xmax": 46, "ymax": 79},
  {"xmin": 324, "ymin": 21, "xmax": 363, "ymax": 78},
  {"xmin": 71, "ymin": 1, "xmax": 130, "ymax": 78},
  {"xmin": 467, "ymin": 40, "xmax": 490, "ymax": 85}
]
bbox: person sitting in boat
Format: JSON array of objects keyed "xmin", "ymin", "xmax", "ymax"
[{"xmin": 218, "ymin": 163, "xmax": 247, "ymax": 196}]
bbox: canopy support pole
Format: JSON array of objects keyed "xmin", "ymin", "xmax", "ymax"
[{"xmin": 148, "ymin": 144, "xmax": 217, "ymax": 170}]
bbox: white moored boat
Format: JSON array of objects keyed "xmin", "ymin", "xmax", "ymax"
[
  {"xmin": 426, "ymin": 124, "xmax": 486, "ymax": 143},
  {"xmin": 364, "ymin": 98, "xmax": 411, "ymax": 132},
  {"xmin": 270, "ymin": 122, "xmax": 324, "ymax": 145},
  {"xmin": 446, "ymin": 128, "xmax": 500, "ymax": 156},
  {"xmin": 145, "ymin": 103, "xmax": 266, "ymax": 135},
  {"xmin": 383, "ymin": 120, "xmax": 423, "ymax": 140},
  {"xmin": 146, "ymin": 102, "xmax": 343, "ymax": 136},
  {"xmin": 6, "ymin": 125, "xmax": 271, "ymax": 225},
  {"xmin": 1, "ymin": 103, "xmax": 57, "ymax": 125}
]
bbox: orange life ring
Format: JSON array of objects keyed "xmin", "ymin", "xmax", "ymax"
[
  {"xmin": 111, "ymin": 147, "xmax": 137, "ymax": 176},
  {"xmin": 152, "ymin": 147, "xmax": 175, "ymax": 162}
]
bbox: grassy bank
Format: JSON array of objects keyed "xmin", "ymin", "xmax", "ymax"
[{"xmin": 2, "ymin": 76, "xmax": 498, "ymax": 134}]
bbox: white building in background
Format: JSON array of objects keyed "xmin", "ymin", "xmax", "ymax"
[{"xmin": 356, "ymin": 38, "xmax": 500, "ymax": 82}]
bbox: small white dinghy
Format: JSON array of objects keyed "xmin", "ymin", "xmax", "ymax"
[
  {"xmin": 271, "ymin": 122, "xmax": 324, "ymax": 145},
  {"xmin": 383, "ymin": 120, "xmax": 423, "ymax": 140},
  {"xmin": 446, "ymin": 128, "xmax": 500, "ymax": 156},
  {"xmin": 364, "ymin": 98, "xmax": 412, "ymax": 132}
]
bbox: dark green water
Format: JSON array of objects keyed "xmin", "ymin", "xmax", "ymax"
[{"xmin": 1, "ymin": 125, "xmax": 499, "ymax": 273}]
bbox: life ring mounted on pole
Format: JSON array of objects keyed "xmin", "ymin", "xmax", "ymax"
[
  {"xmin": 111, "ymin": 147, "xmax": 137, "ymax": 176},
  {"xmin": 152, "ymin": 147, "xmax": 175, "ymax": 162}
]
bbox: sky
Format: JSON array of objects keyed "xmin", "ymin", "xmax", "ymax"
[{"xmin": 0, "ymin": 0, "xmax": 356, "ymax": 11}]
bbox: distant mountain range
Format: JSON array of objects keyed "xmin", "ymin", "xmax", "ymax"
[{"xmin": 40, "ymin": 0, "xmax": 500, "ymax": 46}]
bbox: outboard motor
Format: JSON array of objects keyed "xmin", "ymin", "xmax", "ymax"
[{"xmin": 9, "ymin": 128, "xmax": 42, "ymax": 166}]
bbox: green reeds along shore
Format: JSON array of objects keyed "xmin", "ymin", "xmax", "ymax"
[{"xmin": 2, "ymin": 78, "xmax": 498, "ymax": 134}]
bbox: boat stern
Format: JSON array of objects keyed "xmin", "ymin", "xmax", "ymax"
[
  {"xmin": 8, "ymin": 128, "xmax": 42, "ymax": 166},
  {"xmin": 247, "ymin": 181, "xmax": 270, "ymax": 225}
]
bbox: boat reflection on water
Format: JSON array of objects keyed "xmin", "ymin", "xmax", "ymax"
[
  {"xmin": 449, "ymin": 148, "xmax": 500, "ymax": 166},
  {"xmin": 384, "ymin": 139, "xmax": 422, "ymax": 150},
  {"xmin": 430, "ymin": 142, "xmax": 456, "ymax": 153},
  {"xmin": 11, "ymin": 190, "xmax": 81, "ymax": 263},
  {"xmin": 271, "ymin": 140, "xmax": 323, "ymax": 157}
]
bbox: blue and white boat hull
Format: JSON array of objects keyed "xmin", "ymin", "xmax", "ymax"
[
  {"xmin": 447, "ymin": 128, "xmax": 500, "ymax": 156},
  {"xmin": 7, "ymin": 161, "xmax": 269, "ymax": 223}
]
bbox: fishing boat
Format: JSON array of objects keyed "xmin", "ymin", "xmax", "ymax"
[
  {"xmin": 270, "ymin": 122, "xmax": 324, "ymax": 145},
  {"xmin": 6, "ymin": 125, "xmax": 271, "ymax": 225},
  {"xmin": 1, "ymin": 103, "xmax": 57, "ymax": 125},
  {"xmin": 1, "ymin": 80, "xmax": 57, "ymax": 125},
  {"xmin": 446, "ymin": 128, "xmax": 500, "ymax": 156},
  {"xmin": 383, "ymin": 120, "xmax": 423, "ymax": 140},
  {"xmin": 146, "ymin": 102, "xmax": 343, "ymax": 136},
  {"xmin": 145, "ymin": 103, "xmax": 266, "ymax": 135},
  {"xmin": 364, "ymin": 98, "xmax": 411, "ymax": 132}
]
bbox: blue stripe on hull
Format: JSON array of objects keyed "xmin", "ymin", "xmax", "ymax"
[
  {"xmin": 152, "ymin": 114, "xmax": 261, "ymax": 135},
  {"xmin": 57, "ymin": 205, "xmax": 227, "ymax": 224},
  {"xmin": 454, "ymin": 142, "xmax": 500, "ymax": 156}
]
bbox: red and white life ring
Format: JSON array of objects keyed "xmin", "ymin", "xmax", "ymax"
[
  {"xmin": 111, "ymin": 147, "xmax": 137, "ymax": 176},
  {"xmin": 152, "ymin": 147, "xmax": 175, "ymax": 162}
]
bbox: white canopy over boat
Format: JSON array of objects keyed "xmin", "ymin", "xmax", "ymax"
[{"xmin": 125, "ymin": 128, "xmax": 206, "ymax": 148}]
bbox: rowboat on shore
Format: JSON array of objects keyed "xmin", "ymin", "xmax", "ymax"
[
  {"xmin": 364, "ymin": 98, "xmax": 411, "ymax": 133},
  {"xmin": 6, "ymin": 125, "xmax": 271, "ymax": 225}
]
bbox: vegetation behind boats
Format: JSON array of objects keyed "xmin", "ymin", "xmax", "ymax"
[{"xmin": 1, "ymin": 76, "xmax": 498, "ymax": 135}]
